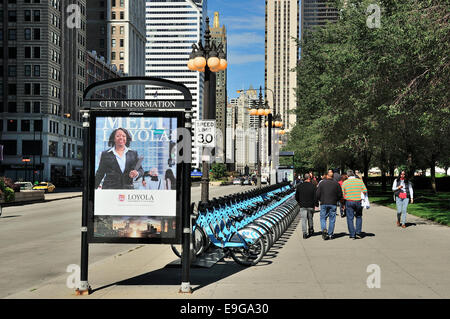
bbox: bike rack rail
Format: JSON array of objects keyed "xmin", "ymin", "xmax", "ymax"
[{"xmin": 171, "ymin": 182, "xmax": 300, "ymax": 267}]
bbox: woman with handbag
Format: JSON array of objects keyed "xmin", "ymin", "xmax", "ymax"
[{"xmin": 392, "ymin": 171, "xmax": 414, "ymax": 228}]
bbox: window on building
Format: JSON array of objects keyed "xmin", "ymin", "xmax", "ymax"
[
  {"xmin": 7, "ymin": 119, "xmax": 18, "ymax": 131},
  {"xmin": 33, "ymin": 10, "xmax": 40, "ymax": 22},
  {"xmin": 33, "ymin": 28, "xmax": 40, "ymax": 40},
  {"xmin": 33, "ymin": 101, "xmax": 41, "ymax": 113},
  {"xmin": 34, "ymin": 47, "xmax": 41, "ymax": 58},
  {"xmin": 8, "ymin": 47, "xmax": 17, "ymax": 59},
  {"xmin": 24, "ymin": 101, "xmax": 31, "ymax": 113},
  {"xmin": 8, "ymin": 29, "xmax": 17, "ymax": 40},
  {"xmin": 120, "ymin": 39, "xmax": 124, "ymax": 47},
  {"xmin": 48, "ymin": 141, "xmax": 58, "ymax": 157},
  {"xmin": 120, "ymin": 11, "xmax": 124, "ymax": 19},
  {"xmin": 23, "ymin": 140, "xmax": 42, "ymax": 156},
  {"xmin": 34, "ymin": 119, "xmax": 42, "ymax": 132},
  {"xmin": 33, "ymin": 65, "xmax": 40, "ymax": 77},
  {"xmin": 21, "ymin": 120, "xmax": 31, "ymax": 132},
  {"xmin": 24, "ymin": 28, "xmax": 32, "ymax": 40},
  {"xmin": 1, "ymin": 140, "xmax": 17, "ymax": 155},
  {"xmin": 8, "ymin": 83, "xmax": 16, "ymax": 95},
  {"xmin": 25, "ymin": 46, "xmax": 31, "ymax": 58},
  {"xmin": 8, "ymin": 65, "xmax": 17, "ymax": 77},
  {"xmin": 33, "ymin": 83, "xmax": 40, "ymax": 95},
  {"xmin": 25, "ymin": 83, "xmax": 31, "ymax": 95},
  {"xmin": 8, "ymin": 10, "xmax": 17, "ymax": 22},
  {"xmin": 119, "ymin": 51, "xmax": 124, "ymax": 60}
]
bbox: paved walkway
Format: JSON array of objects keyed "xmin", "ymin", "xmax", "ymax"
[{"xmin": 6, "ymin": 203, "xmax": 450, "ymax": 299}]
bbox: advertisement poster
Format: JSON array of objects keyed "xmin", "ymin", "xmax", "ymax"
[
  {"xmin": 92, "ymin": 115, "xmax": 179, "ymax": 241},
  {"xmin": 277, "ymin": 168, "xmax": 294, "ymax": 183}
]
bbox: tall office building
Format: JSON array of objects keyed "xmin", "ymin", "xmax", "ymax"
[
  {"xmin": 210, "ymin": 11, "xmax": 227, "ymax": 162},
  {"xmin": 301, "ymin": 0, "xmax": 339, "ymax": 39},
  {"xmin": 87, "ymin": 0, "xmax": 146, "ymax": 99},
  {"xmin": 145, "ymin": 0, "xmax": 206, "ymax": 168},
  {"xmin": 265, "ymin": 0, "xmax": 299, "ymax": 132},
  {"xmin": 109, "ymin": 0, "xmax": 146, "ymax": 98},
  {"xmin": 234, "ymin": 87, "xmax": 259, "ymax": 174},
  {"xmin": 0, "ymin": 0, "xmax": 87, "ymax": 183}
]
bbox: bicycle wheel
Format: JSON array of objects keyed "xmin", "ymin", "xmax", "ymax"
[
  {"xmin": 171, "ymin": 227, "xmax": 206, "ymax": 258},
  {"xmin": 230, "ymin": 237, "xmax": 265, "ymax": 266}
]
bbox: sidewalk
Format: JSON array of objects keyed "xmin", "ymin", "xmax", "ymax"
[{"xmin": 6, "ymin": 203, "xmax": 450, "ymax": 299}]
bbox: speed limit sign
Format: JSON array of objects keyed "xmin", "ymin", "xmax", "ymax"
[{"xmin": 194, "ymin": 120, "xmax": 216, "ymax": 148}]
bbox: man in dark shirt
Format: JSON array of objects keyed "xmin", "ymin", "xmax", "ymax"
[
  {"xmin": 296, "ymin": 173, "xmax": 318, "ymax": 239},
  {"xmin": 316, "ymin": 169, "xmax": 343, "ymax": 240}
]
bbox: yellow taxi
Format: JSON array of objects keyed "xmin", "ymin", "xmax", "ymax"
[{"xmin": 32, "ymin": 182, "xmax": 56, "ymax": 193}]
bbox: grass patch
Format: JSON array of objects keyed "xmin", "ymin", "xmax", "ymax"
[{"xmin": 368, "ymin": 186, "xmax": 450, "ymax": 226}]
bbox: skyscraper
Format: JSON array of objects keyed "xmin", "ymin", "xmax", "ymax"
[
  {"xmin": 0, "ymin": 0, "xmax": 87, "ymax": 183},
  {"xmin": 210, "ymin": 11, "xmax": 227, "ymax": 163},
  {"xmin": 301, "ymin": 0, "xmax": 339, "ymax": 39},
  {"xmin": 145, "ymin": 0, "xmax": 206, "ymax": 168},
  {"xmin": 87, "ymin": 0, "xmax": 146, "ymax": 99},
  {"xmin": 265, "ymin": 0, "xmax": 299, "ymax": 132}
]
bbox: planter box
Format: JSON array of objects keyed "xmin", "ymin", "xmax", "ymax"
[{"xmin": 0, "ymin": 190, "xmax": 45, "ymax": 204}]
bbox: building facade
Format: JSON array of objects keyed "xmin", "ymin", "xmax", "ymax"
[
  {"xmin": 144, "ymin": 0, "xmax": 206, "ymax": 168},
  {"xmin": 0, "ymin": 0, "xmax": 87, "ymax": 184},
  {"xmin": 301, "ymin": 0, "xmax": 339, "ymax": 39},
  {"xmin": 210, "ymin": 11, "xmax": 227, "ymax": 163},
  {"xmin": 234, "ymin": 87, "xmax": 259, "ymax": 174},
  {"xmin": 265, "ymin": 0, "xmax": 299, "ymax": 131},
  {"xmin": 87, "ymin": 0, "xmax": 146, "ymax": 99}
]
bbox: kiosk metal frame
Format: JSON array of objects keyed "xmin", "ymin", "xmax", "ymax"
[{"xmin": 78, "ymin": 77, "xmax": 193, "ymax": 295}]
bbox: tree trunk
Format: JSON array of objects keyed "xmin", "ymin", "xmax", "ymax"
[
  {"xmin": 381, "ymin": 170, "xmax": 387, "ymax": 192},
  {"xmin": 389, "ymin": 165, "xmax": 395, "ymax": 185},
  {"xmin": 430, "ymin": 156, "xmax": 437, "ymax": 193},
  {"xmin": 363, "ymin": 152, "xmax": 370, "ymax": 185}
]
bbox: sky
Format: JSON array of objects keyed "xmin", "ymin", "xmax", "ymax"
[{"xmin": 206, "ymin": 0, "xmax": 268, "ymax": 100}]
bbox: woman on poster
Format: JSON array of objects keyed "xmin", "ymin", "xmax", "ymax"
[{"xmin": 95, "ymin": 128, "xmax": 144, "ymax": 189}]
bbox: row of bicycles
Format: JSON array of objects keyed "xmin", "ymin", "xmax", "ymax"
[{"xmin": 171, "ymin": 182, "xmax": 300, "ymax": 266}]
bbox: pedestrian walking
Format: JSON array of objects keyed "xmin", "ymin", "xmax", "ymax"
[
  {"xmin": 338, "ymin": 172, "xmax": 348, "ymax": 217},
  {"xmin": 316, "ymin": 169, "xmax": 343, "ymax": 240},
  {"xmin": 333, "ymin": 169, "xmax": 341, "ymax": 183},
  {"xmin": 295, "ymin": 173, "xmax": 318, "ymax": 239},
  {"xmin": 392, "ymin": 170, "xmax": 414, "ymax": 228},
  {"xmin": 309, "ymin": 171, "xmax": 318, "ymax": 187},
  {"xmin": 341, "ymin": 170, "xmax": 368, "ymax": 239}
]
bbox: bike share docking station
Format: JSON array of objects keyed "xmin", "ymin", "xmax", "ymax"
[
  {"xmin": 168, "ymin": 181, "xmax": 300, "ymax": 268},
  {"xmin": 78, "ymin": 77, "xmax": 194, "ymax": 294}
]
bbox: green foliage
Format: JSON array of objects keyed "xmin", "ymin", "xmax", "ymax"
[
  {"xmin": 0, "ymin": 177, "xmax": 16, "ymax": 203},
  {"xmin": 3, "ymin": 187, "xmax": 15, "ymax": 202},
  {"xmin": 211, "ymin": 163, "xmax": 227, "ymax": 180},
  {"xmin": 288, "ymin": 0, "xmax": 450, "ymax": 184}
]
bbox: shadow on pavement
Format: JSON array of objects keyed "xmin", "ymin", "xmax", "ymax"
[{"xmin": 91, "ymin": 216, "xmax": 301, "ymax": 294}]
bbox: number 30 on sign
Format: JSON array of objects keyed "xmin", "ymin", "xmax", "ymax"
[{"xmin": 194, "ymin": 120, "xmax": 216, "ymax": 148}]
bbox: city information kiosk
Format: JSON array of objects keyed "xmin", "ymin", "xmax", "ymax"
[
  {"xmin": 277, "ymin": 151, "xmax": 295, "ymax": 183},
  {"xmin": 78, "ymin": 77, "xmax": 193, "ymax": 294}
]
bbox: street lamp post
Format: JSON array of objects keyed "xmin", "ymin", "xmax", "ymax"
[
  {"xmin": 249, "ymin": 87, "xmax": 271, "ymax": 188},
  {"xmin": 187, "ymin": 17, "xmax": 227, "ymax": 203}
]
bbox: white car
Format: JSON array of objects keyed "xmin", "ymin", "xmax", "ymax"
[
  {"xmin": 233, "ymin": 178, "xmax": 242, "ymax": 185},
  {"xmin": 261, "ymin": 176, "xmax": 268, "ymax": 184}
]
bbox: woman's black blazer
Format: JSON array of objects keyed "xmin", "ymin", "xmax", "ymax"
[{"xmin": 94, "ymin": 149, "xmax": 144, "ymax": 189}]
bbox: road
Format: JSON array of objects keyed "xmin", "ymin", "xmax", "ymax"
[{"xmin": 0, "ymin": 184, "xmax": 253, "ymax": 298}]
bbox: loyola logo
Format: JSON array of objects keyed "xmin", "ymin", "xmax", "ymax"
[{"xmin": 118, "ymin": 194, "xmax": 125, "ymax": 202}]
